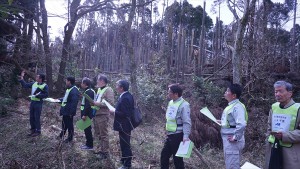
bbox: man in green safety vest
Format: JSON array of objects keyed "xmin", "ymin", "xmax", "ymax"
[
  {"xmin": 19, "ymin": 70, "xmax": 48, "ymax": 137},
  {"xmin": 91, "ymin": 74, "xmax": 114, "ymax": 159},
  {"xmin": 264, "ymin": 81, "xmax": 300, "ymax": 169},
  {"xmin": 79, "ymin": 77, "xmax": 95, "ymax": 150},
  {"xmin": 219, "ymin": 83, "xmax": 247, "ymax": 169},
  {"xmin": 58, "ymin": 77, "xmax": 80, "ymax": 143},
  {"xmin": 160, "ymin": 84, "xmax": 191, "ymax": 169}
]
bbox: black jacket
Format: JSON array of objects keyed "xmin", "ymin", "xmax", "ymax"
[
  {"xmin": 81, "ymin": 88, "xmax": 94, "ymax": 119},
  {"xmin": 113, "ymin": 92, "xmax": 134, "ymax": 132},
  {"xmin": 60, "ymin": 85, "xmax": 80, "ymax": 116}
]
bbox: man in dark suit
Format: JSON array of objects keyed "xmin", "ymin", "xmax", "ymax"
[
  {"xmin": 58, "ymin": 77, "xmax": 80, "ymax": 143},
  {"xmin": 110, "ymin": 79, "xmax": 134, "ymax": 169}
]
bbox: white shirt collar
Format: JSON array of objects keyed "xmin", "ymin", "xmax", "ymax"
[{"xmin": 120, "ymin": 91, "xmax": 128, "ymax": 98}]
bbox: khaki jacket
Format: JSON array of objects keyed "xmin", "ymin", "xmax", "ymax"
[
  {"xmin": 264, "ymin": 99, "xmax": 300, "ymax": 169},
  {"xmin": 95, "ymin": 86, "xmax": 114, "ymax": 115}
]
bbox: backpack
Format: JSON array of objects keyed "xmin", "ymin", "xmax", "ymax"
[{"xmin": 130, "ymin": 107, "xmax": 142, "ymax": 128}]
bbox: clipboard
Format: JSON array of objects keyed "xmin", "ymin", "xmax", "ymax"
[
  {"xmin": 175, "ymin": 141, "xmax": 194, "ymax": 158},
  {"xmin": 76, "ymin": 117, "xmax": 92, "ymax": 131}
]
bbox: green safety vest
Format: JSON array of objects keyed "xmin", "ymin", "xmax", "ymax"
[
  {"xmin": 31, "ymin": 82, "xmax": 46, "ymax": 101},
  {"xmin": 165, "ymin": 98, "xmax": 185, "ymax": 132},
  {"xmin": 61, "ymin": 86, "xmax": 79, "ymax": 107},
  {"xmin": 80, "ymin": 88, "xmax": 95, "ymax": 111},
  {"xmin": 268, "ymin": 102, "xmax": 300, "ymax": 147},
  {"xmin": 221, "ymin": 100, "xmax": 248, "ymax": 128},
  {"xmin": 92, "ymin": 87, "xmax": 108, "ymax": 110}
]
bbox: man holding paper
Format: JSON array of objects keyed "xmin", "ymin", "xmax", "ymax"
[
  {"xmin": 79, "ymin": 77, "xmax": 95, "ymax": 150},
  {"xmin": 161, "ymin": 84, "xmax": 191, "ymax": 169},
  {"xmin": 110, "ymin": 79, "xmax": 135, "ymax": 169},
  {"xmin": 92, "ymin": 74, "xmax": 114, "ymax": 159},
  {"xmin": 220, "ymin": 83, "xmax": 247, "ymax": 169},
  {"xmin": 264, "ymin": 81, "xmax": 300, "ymax": 169},
  {"xmin": 19, "ymin": 70, "xmax": 48, "ymax": 137}
]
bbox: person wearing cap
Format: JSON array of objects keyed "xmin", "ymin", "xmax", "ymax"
[
  {"xmin": 19, "ymin": 70, "xmax": 49, "ymax": 137},
  {"xmin": 92, "ymin": 74, "xmax": 114, "ymax": 159},
  {"xmin": 264, "ymin": 81, "xmax": 300, "ymax": 169},
  {"xmin": 219, "ymin": 83, "xmax": 247, "ymax": 169}
]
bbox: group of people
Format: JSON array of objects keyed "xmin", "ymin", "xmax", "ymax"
[{"xmin": 18, "ymin": 70, "xmax": 300, "ymax": 169}]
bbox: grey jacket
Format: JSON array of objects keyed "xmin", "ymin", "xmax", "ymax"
[{"xmin": 167, "ymin": 97, "xmax": 192, "ymax": 139}]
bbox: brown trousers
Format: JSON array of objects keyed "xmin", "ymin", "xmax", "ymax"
[{"xmin": 93, "ymin": 113, "xmax": 110, "ymax": 153}]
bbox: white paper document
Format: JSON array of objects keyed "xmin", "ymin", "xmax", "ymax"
[
  {"xmin": 102, "ymin": 99, "xmax": 116, "ymax": 112},
  {"xmin": 200, "ymin": 107, "xmax": 221, "ymax": 126},
  {"xmin": 44, "ymin": 98, "xmax": 61, "ymax": 103},
  {"xmin": 271, "ymin": 114, "xmax": 292, "ymax": 132},
  {"xmin": 176, "ymin": 141, "xmax": 190, "ymax": 155},
  {"xmin": 241, "ymin": 162, "xmax": 261, "ymax": 169}
]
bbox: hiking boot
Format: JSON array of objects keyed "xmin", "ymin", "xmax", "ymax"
[
  {"xmin": 31, "ymin": 132, "xmax": 41, "ymax": 137},
  {"xmin": 80, "ymin": 145, "xmax": 93, "ymax": 150}
]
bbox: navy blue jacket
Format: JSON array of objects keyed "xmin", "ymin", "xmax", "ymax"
[
  {"xmin": 60, "ymin": 85, "xmax": 80, "ymax": 116},
  {"xmin": 81, "ymin": 88, "xmax": 94, "ymax": 119},
  {"xmin": 19, "ymin": 80, "xmax": 49, "ymax": 102},
  {"xmin": 113, "ymin": 92, "xmax": 134, "ymax": 132}
]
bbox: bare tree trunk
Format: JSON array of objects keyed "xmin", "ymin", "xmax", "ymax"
[
  {"xmin": 56, "ymin": 0, "xmax": 81, "ymax": 90},
  {"xmin": 226, "ymin": 0, "xmax": 256, "ymax": 84},
  {"xmin": 40, "ymin": 0, "xmax": 53, "ymax": 92},
  {"xmin": 198, "ymin": 1, "xmax": 206, "ymax": 76},
  {"xmin": 290, "ymin": 0, "xmax": 297, "ymax": 71},
  {"xmin": 125, "ymin": 0, "xmax": 138, "ymax": 100}
]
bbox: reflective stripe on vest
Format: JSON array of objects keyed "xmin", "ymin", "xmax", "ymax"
[
  {"xmin": 31, "ymin": 82, "xmax": 46, "ymax": 101},
  {"xmin": 61, "ymin": 86, "xmax": 79, "ymax": 107},
  {"xmin": 81, "ymin": 88, "xmax": 95, "ymax": 111},
  {"xmin": 92, "ymin": 87, "xmax": 108, "ymax": 110},
  {"xmin": 165, "ymin": 98, "xmax": 185, "ymax": 132},
  {"xmin": 268, "ymin": 102, "xmax": 300, "ymax": 147},
  {"xmin": 221, "ymin": 100, "xmax": 248, "ymax": 128}
]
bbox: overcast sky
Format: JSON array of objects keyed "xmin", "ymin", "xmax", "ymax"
[{"xmin": 46, "ymin": 0, "xmax": 296, "ymax": 40}]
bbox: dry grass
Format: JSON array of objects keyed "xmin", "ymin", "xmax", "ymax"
[{"xmin": 0, "ymin": 98, "xmax": 264, "ymax": 169}]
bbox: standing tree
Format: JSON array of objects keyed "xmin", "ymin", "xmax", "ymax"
[{"xmin": 226, "ymin": 0, "xmax": 257, "ymax": 84}]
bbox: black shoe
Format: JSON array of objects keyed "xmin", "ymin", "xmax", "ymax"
[
  {"xmin": 31, "ymin": 132, "xmax": 41, "ymax": 137},
  {"xmin": 27, "ymin": 130, "xmax": 35, "ymax": 136}
]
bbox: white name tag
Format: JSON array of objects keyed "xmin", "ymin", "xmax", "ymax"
[{"xmin": 272, "ymin": 114, "xmax": 292, "ymax": 132}]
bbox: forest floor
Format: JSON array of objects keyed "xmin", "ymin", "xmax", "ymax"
[{"xmin": 0, "ymin": 98, "xmax": 264, "ymax": 169}]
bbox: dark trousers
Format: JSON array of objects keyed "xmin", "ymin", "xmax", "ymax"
[
  {"xmin": 119, "ymin": 131, "xmax": 132, "ymax": 167},
  {"xmin": 161, "ymin": 133, "xmax": 184, "ymax": 169},
  {"xmin": 29, "ymin": 101, "xmax": 43, "ymax": 132},
  {"xmin": 60, "ymin": 115, "xmax": 74, "ymax": 141},
  {"xmin": 84, "ymin": 125, "xmax": 93, "ymax": 147}
]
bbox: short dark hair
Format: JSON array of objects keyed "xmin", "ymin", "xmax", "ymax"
[
  {"xmin": 98, "ymin": 74, "xmax": 108, "ymax": 84},
  {"xmin": 82, "ymin": 77, "xmax": 92, "ymax": 88},
  {"xmin": 38, "ymin": 74, "xmax": 46, "ymax": 82},
  {"xmin": 67, "ymin": 77, "xmax": 75, "ymax": 85},
  {"xmin": 117, "ymin": 79, "xmax": 129, "ymax": 91},
  {"xmin": 228, "ymin": 83, "xmax": 242, "ymax": 99},
  {"xmin": 168, "ymin": 84, "xmax": 183, "ymax": 97}
]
